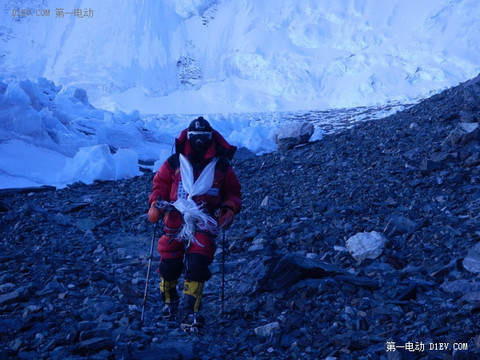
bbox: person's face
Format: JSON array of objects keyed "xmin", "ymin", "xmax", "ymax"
[{"xmin": 188, "ymin": 131, "xmax": 212, "ymax": 152}]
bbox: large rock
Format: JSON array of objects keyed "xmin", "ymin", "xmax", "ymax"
[
  {"xmin": 384, "ymin": 215, "xmax": 420, "ymax": 237},
  {"xmin": 0, "ymin": 286, "xmax": 29, "ymax": 305},
  {"xmin": 254, "ymin": 322, "xmax": 280, "ymax": 337},
  {"xmin": 275, "ymin": 122, "xmax": 315, "ymax": 150},
  {"xmin": 345, "ymin": 231, "xmax": 386, "ymax": 263},
  {"xmin": 463, "ymin": 242, "xmax": 480, "ymax": 274},
  {"xmin": 442, "ymin": 122, "xmax": 479, "ymax": 146},
  {"xmin": 238, "ymin": 253, "xmax": 346, "ymax": 294},
  {"xmin": 234, "ymin": 146, "xmax": 256, "ymax": 160},
  {"xmin": 420, "ymin": 151, "xmax": 458, "ymax": 174},
  {"xmin": 441, "ymin": 279, "xmax": 480, "ymax": 303}
]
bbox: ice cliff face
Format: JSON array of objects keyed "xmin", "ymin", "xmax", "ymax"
[{"xmin": 1, "ymin": 0, "xmax": 480, "ymax": 113}]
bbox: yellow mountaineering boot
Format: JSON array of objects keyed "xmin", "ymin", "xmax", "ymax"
[
  {"xmin": 159, "ymin": 278, "xmax": 179, "ymax": 320},
  {"xmin": 181, "ymin": 280, "xmax": 205, "ymax": 331}
]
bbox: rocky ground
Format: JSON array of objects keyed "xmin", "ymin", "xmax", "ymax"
[{"xmin": 2, "ymin": 74, "xmax": 480, "ymax": 359}]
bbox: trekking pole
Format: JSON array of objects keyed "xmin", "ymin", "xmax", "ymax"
[
  {"xmin": 221, "ymin": 229, "xmax": 226, "ymax": 317},
  {"xmin": 141, "ymin": 222, "xmax": 158, "ymax": 323}
]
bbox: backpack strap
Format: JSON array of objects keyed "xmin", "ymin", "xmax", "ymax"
[
  {"xmin": 167, "ymin": 153, "xmax": 180, "ymax": 169},
  {"xmin": 215, "ymin": 157, "xmax": 230, "ymax": 173}
]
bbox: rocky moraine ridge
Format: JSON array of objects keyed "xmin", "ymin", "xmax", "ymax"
[{"xmin": 2, "ymin": 74, "xmax": 480, "ymax": 359}]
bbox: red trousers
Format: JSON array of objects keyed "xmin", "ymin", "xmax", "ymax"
[
  {"xmin": 157, "ymin": 231, "xmax": 216, "ymax": 260},
  {"xmin": 157, "ymin": 231, "xmax": 216, "ymax": 282}
]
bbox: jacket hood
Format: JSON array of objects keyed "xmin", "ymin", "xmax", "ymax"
[{"xmin": 175, "ymin": 128, "xmax": 237, "ymax": 160}]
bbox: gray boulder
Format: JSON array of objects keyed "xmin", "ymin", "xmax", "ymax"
[
  {"xmin": 345, "ymin": 231, "xmax": 386, "ymax": 263},
  {"xmin": 463, "ymin": 242, "xmax": 480, "ymax": 274},
  {"xmin": 275, "ymin": 122, "xmax": 315, "ymax": 150},
  {"xmin": 442, "ymin": 122, "xmax": 479, "ymax": 146}
]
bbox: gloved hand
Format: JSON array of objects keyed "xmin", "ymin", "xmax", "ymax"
[
  {"xmin": 218, "ymin": 207, "xmax": 235, "ymax": 229},
  {"xmin": 148, "ymin": 199, "xmax": 168, "ymax": 223}
]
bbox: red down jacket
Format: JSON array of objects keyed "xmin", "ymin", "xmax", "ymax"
[{"xmin": 149, "ymin": 128, "xmax": 242, "ymax": 217}]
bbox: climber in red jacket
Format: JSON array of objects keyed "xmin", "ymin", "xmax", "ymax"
[{"xmin": 148, "ymin": 116, "xmax": 241, "ymax": 329}]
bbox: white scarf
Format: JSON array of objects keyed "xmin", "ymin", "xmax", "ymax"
[{"xmin": 172, "ymin": 154, "xmax": 218, "ymax": 245}]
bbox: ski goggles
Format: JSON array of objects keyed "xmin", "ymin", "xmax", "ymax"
[{"xmin": 187, "ymin": 131, "xmax": 212, "ymax": 143}]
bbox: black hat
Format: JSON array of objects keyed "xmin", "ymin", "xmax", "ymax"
[
  {"xmin": 187, "ymin": 117, "xmax": 213, "ymax": 152},
  {"xmin": 188, "ymin": 116, "xmax": 212, "ymax": 132}
]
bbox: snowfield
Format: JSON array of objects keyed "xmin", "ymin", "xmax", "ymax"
[{"xmin": 0, "ymin": 0, "xmax": 479, "ymax": 188}]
